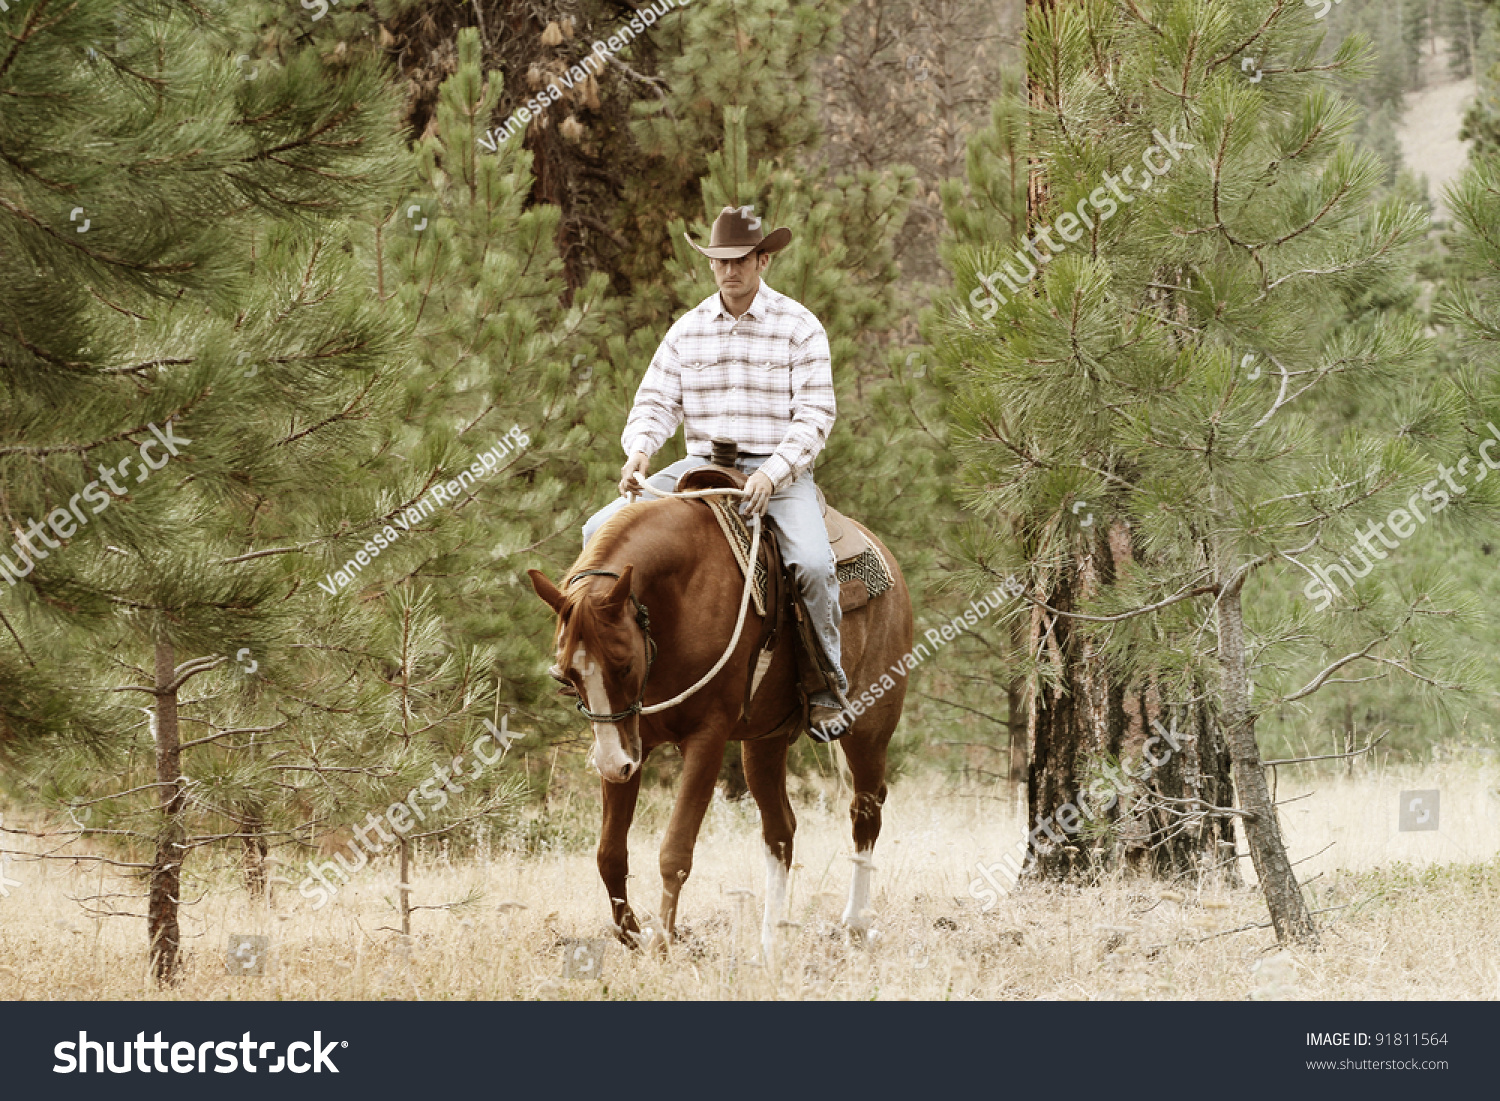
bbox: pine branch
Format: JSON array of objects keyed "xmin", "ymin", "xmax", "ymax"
[
  {"xmin": 180, "ymin": 720, "xmax": 290, "ymax": 751},
  {"xmin": 1025, "ymin": 578, "xmax": 1217, "ymax": 623},
  {"xmin": 1262, "ymin": 729, "xmax": 1389, "ymax": 767}
]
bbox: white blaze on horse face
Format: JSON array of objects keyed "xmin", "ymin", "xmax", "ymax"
[
  {"xmin": 573, "ymin": 644, "xmax": 637, "ymax": 782},
  {"xmin": 761, "ymin": 843, "xmax": 788, "ymax": 964},
  {"xmin": 842, "ymin": 850, "xmax": 875, "ymax": 934}
]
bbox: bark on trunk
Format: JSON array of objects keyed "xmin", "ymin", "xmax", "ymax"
[
  {"xmin": 1027, "ymin": 528, "xmax": 1240, "ymax": 888},
  {"xmin": 148, "ymin": 639, "xmax": 184, "ymax": 985},
  {"xmin": 241, "ymin": 734, "xmax": 269, "ymax": 900},
  {"xmin": 241, "ymin": 807, "xmax": 269, "ymax": 901},
  {"xmin": 1007, "ymin": 617, "xmax": 1028, "ymax": 785},
  {"xmin": 1027, "ymin": 543, "xmax": 1117, "ymax": 882},
  {"xmin": 1026, "ymin": 0, "xmax": 1056, "ymax": 217},
  {"xmin": 1218, "ymin": 584, "xmax": 1318, "ymax": 945},
  {"xmin": 399, "ymin": 836, "xmax": 412, "ymax": 937},
  {"xmin": 1121, "ymin": 692, "xmax": 1240, "ymax": 886}
]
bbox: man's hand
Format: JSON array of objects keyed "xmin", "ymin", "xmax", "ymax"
[
  {"xmin": 619, "ymin": 452, "xmax": 651, "ymax": 498},
  {"xmin": 740, "ymin": 470, "xmax": 774, "ymax": 518},
  {"xmin": 618, "ymin": 450, "xmax": 654, "ymax": 498}
]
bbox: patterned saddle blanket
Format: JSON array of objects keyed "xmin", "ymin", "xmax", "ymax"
[{"xmin": 677, "ymin": 467, "xmax": 895, "ymax": 616}]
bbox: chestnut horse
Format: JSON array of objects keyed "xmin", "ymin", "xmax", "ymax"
[{"xmin": 528, "ymin": 489, "xmax": 912, "ymax": 957}]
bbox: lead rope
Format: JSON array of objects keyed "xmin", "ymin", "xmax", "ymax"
[{"xmin": 628, "ymin": 472, "xmax": 762, "ymax": 716}]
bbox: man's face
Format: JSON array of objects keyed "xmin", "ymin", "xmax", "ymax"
[{"xmin": 711, "ymin": 250, "xmax": 771, "ymax": 304}]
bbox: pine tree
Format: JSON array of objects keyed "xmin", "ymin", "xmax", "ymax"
[
  {"xmin": 940, "ymin": 0, "xmax": 1469, "ymax": 943},
  {"xmin": 1440, "ymin": 128, "xmax": 1500, "ymax": 429},
  {"xmin": 0, "ymin": 0, "xmax": 429, "ymax": 981},
  {"xmin": 1441, "ymin": 0, "xmax": 1482, "ymax": 77},
  {"xmin": 222, "ymin": 1, "xmax": 951, "ymax": 788},
  {"xmin": 939, "ymin": 36, "xmax": 1239, "ymax": 891},
  {"xmin": 1460, "ymin": 2, "xmax": 1500, "ymax": 156},
  {"xmin": 928, "ymin": 72, "xmax": 1037, "ymax": 796},
  {"xmin": 655, "ymin": 105, "xmax": 920, "ymax": 518},
  {"xmin": 614, "ymin": 101, "xmax": 936, "ymax": 610},
  {"xmin": 616, "ymin": 0, "xmax": 847, "ymax": 307},
  {"xmin": 358, "ymin": 28, "xmax": 608, "ymax": 727},
  {"xmin": 585, "ymin": 0, "xmax": 939, "ymax": 571},
  {"xmin": 273, "ymin": 27, "xmax": 606, "ymax": 928}
]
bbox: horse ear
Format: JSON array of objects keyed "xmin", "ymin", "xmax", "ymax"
[
  {"xmin": 529, "ymin": 569, "xmax": 566, "ymax": 613},
  {"xmin": 603, "ymin": 565, "xmax": 634, "ymax": 610}
]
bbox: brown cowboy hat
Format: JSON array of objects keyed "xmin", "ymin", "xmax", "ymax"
[{"xmin": 685, "ymin": 205, "xmax": 792, "ymax": 259}]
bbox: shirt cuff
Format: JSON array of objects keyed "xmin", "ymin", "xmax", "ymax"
[
  {"xmin": 626, "ymin": 437, "xmax": 656, "ymax": 460},
  {"xmin": 757, "ymin": 453, "xmax": 794, "ymax": 492}
]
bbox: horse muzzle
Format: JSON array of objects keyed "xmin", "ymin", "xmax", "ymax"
[{"xmin": 589, "ymin": 724, "xmax": 640, "ymax": 783}]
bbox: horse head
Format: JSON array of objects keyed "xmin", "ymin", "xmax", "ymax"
[{"xmin": 529, "ymin": 565, "xmax": 651, "ymax": 783}]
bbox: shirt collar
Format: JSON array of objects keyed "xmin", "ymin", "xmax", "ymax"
[{"xmin": 707, "ymin": 281, "xmax": 776, "ymax": 323}]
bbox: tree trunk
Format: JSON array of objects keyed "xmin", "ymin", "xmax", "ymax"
[
  {"xmin": 1027, "ymin": 526, "xmax": 1240, "ymax": 888},
  {"xmin": 1464, "ymin": 2, "xmax": 1477, "ymax": 79},
  {"xmin": 399, "ymin": 836, "xmax": 412, "ymax": 937},
  {"xmin": 241, "ymin": 806, "xmax": 269, "ymax": 901},
  {"xmin": 1027, "ymin": 542, "xmax": 1119, "ymax": 882},
  {"xmin": 1218, "ymin": 584, "xmax": 1318, "ymax": 945},
  {"xmin": 1122, "ymin": 692, "xmax": 1240, "ymax": 887},
  {"xmin": 240, "ymin": 732, "xmax": 269, "ymax": 900},
  {"xmin": 1007, "ymin": 616, "xmax": 1028, "ymax": 818},
  {"xmin": 1026, "ymin": 0, "xmax": 1056, "ymax": 217},
  {"xmin": 148, "ymin": 639, "xmax": 184, "ymax": 985},
  {"xmin": 1006, "ymin": 688, "xmax": 1028, "ymax": 782}
]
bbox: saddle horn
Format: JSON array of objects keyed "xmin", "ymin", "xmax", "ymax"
[{"xmin": 710, "ymin": 437, "xmax": 739, "ymax": 467}]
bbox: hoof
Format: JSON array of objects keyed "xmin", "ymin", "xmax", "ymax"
[
  {"xmin": 642, "ymin": 927, "xmax": 670, "ymax": 957},
  {"xmin": 613, "ymin": 907, "xmax": 643, "ymax": 949},
  {"xmin": 840, "ymin": 903, "xmax": 875, "ymax": 930}
]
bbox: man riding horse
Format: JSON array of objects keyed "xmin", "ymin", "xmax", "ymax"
[
  {"xmin": 530, "ymin": 208, "xmax": 912, "ymax": 949},
  {"xmin": 572, "ymin": 205, "xmax": 855, "ymax": 739}
]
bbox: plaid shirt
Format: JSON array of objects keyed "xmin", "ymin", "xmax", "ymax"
[{"xmin": 622, "ymin": 282, "xmax": 835, "ymax": 491}]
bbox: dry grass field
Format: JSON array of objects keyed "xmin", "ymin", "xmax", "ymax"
[{"xmin": 1, "ymin": 752, "xmax": 1497, "ymax": 1001}]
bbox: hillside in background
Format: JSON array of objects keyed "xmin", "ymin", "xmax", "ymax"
[{"xmin": 1397, "ymin": 38, "xmax": 1477, "ymax": 217}]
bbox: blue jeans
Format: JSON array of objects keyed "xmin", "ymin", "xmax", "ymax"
[{"xmin": 582, "ymin": 455, "xmax": 847, "ymax": 699}]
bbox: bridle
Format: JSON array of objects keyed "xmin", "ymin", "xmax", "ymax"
[
  {"xmin": 563, "ymin": 477, "xmax": 761, "ymax": 724},
  {"xmin": 564, "ymin": 569, "xmax": 658, "ymax": 723}
]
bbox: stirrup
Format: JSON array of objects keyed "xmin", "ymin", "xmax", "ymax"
[{"xmin": 808, "ymin": 703, "xmax": 853, "ymax": 743}]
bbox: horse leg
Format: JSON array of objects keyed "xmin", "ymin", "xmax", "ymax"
[
  {"xmin": 656, "ymin": 733, "xmax": 726, "ymax": 946},
  {"xmin": 599, "ymin": 768, "xmax": 643, "ymax": 947},
  {"xmin": 840, "ymin": 736, "xmax": 890, "ymax": 937},
  {"xmin": 742, "ymin": 735, "xmax": 795, "ymax": 963}
]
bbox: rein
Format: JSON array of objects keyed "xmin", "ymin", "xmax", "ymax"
[{"xmin": 566, "ymin": 475, "xmax": 762, "ymax": 722}]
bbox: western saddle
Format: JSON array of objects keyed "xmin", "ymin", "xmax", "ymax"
[{"xmin": 671, "ymin": 440, "xmax": 879, "ymax": 728}]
